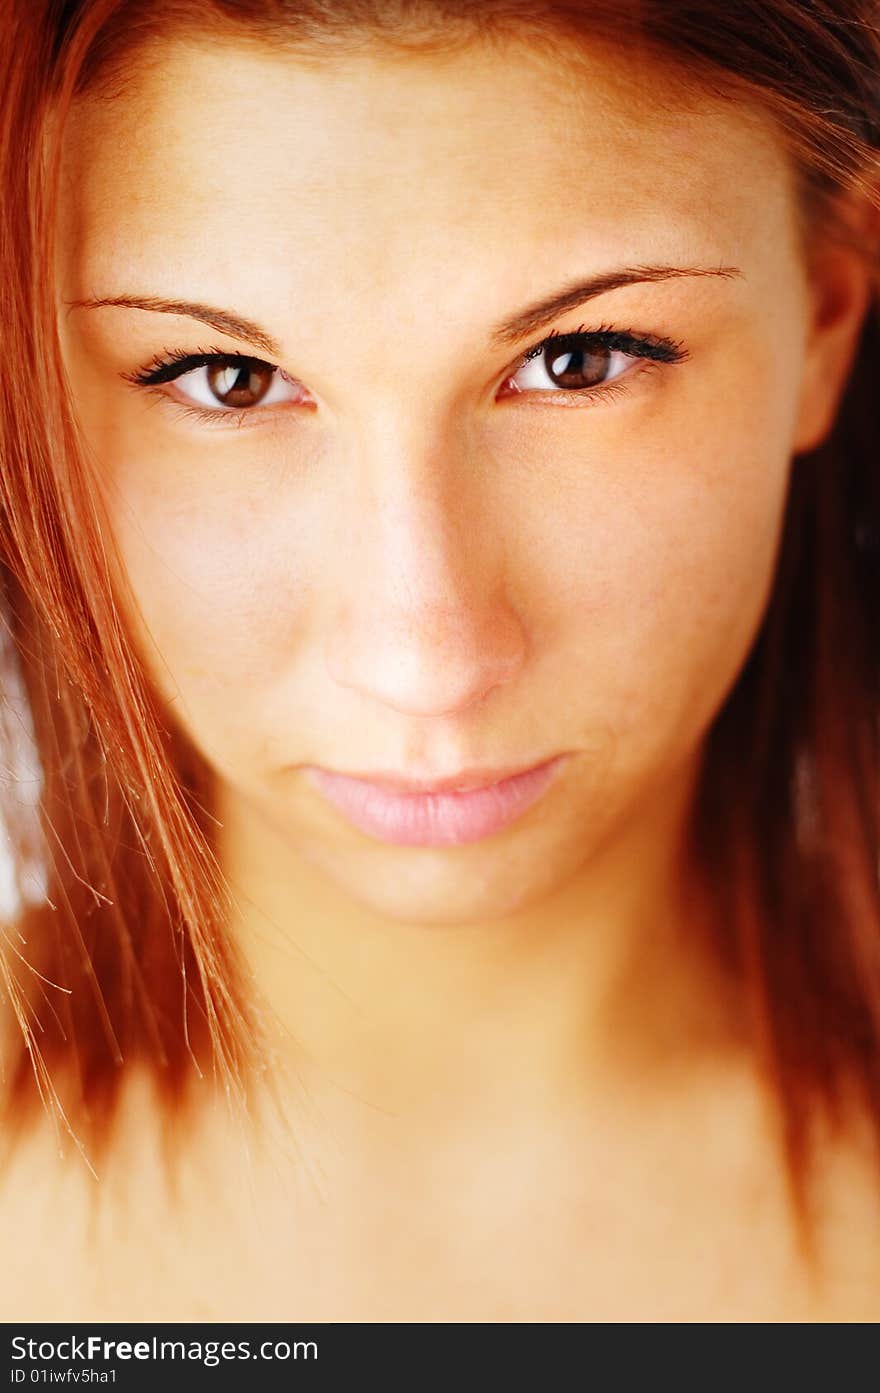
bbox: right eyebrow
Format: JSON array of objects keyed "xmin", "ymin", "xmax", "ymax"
[
  {"xmin": 488, "ymin": 264, "xmax": 743, "ymax": 348},
  {"xmin": 65, "ymin": 294, "xmax": 283, "ymax": 358}
]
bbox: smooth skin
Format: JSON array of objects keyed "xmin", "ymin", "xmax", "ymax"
[{"xmin": 5, "ymin": 29, "xmax": 880, "ymax": 1319}]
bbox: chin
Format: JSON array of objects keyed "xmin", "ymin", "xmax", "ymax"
[{"xmin": 293, "ymin": 828, "xmax": 578, "ymax": 929}]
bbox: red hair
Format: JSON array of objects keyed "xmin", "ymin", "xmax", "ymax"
[{"xmin": 1, "ymin": 0, "xmax": 879, "ymax": 1259}]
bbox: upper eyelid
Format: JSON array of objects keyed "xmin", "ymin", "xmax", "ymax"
[
  {"xmin": 523, "ymin": 323, "xmax": 687, "ymax": 358},
  {"xmin": 121, "ymin": 347, "xmax": 282, "ymax": 386}
]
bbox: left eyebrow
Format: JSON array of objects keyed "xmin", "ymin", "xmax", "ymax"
[
  {"xmin": 488, "ymin": 263, "xmax": 743, "ymax": 348},
  {"xmin": 65, "ymin": 294, "xmax": 283, "ymax": 358}
]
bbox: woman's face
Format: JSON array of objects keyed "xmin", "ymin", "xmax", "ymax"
[{"xmin": 56, "ymin": 32, "xmax": 867, "ymax": 925}]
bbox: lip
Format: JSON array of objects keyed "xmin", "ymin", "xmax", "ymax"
[{"xmin": 302, "ymin": 755, "xmax": 567, "ymax": 847}]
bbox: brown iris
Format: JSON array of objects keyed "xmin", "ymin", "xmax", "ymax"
[
  {"xmin": 544, "ymin": 345, "xmax": 612, "ymax": 390},
  {"xmin": 205, "ymin": 361, "xmax": 275, "ymax": 408}
]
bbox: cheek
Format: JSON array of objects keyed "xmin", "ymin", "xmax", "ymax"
[
  {"xmin": 102, "ymin": 449, "xmax": 322, "ymax": 753},
  {"xmin": 525, "ymin": 379, "xmax": 796, "ymax": 774}
]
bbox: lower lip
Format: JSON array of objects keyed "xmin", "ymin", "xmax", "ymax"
[{"xmin": 303, "ymin": 757, "xmax": 567, "ymax": 847}]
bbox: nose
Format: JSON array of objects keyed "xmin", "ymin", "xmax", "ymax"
[{"xmin": 324, "ymin": 431, "xmax": 527, "ymax": 719}]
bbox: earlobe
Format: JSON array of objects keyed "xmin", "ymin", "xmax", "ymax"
[{"xmin": 792, "ymin": 207, "xmax": 878, "ymax": 457}]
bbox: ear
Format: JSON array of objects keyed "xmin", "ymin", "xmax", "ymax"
[{"xmin": 792, "ymin": 196, "xmax": 879, "ymax": 456}]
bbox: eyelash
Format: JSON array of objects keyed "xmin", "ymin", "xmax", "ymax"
[{"xmin": 120, "ymin": 321, "xmax": 690, "ymax": 428}]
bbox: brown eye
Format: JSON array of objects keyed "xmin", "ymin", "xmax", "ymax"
[
  {"xmin": 504, "ymin": 337, "xmax": 634, "ymax": 397},
  {"xmin": 205, "ymin": 360, "xmax": 276, "ymax": 408},
  {"xmin": 544, "ymin": 345, "xmax": 612, "ymax": 390}
]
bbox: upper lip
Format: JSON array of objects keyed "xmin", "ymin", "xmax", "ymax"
[{"xmin": 311, "ymin": 757, "xmax": 559, "ymax": 795}]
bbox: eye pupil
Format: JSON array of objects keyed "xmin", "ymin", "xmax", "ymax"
[
  {"xmin": 206, "ymin": 361, "xmax": 273, "ymax": 407},
  {"xmin": 546, "ymin": 345, "xmax": 610, "ymax": 389}
]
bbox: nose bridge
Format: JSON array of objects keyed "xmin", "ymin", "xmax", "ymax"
[{"xmin": 324, "ymin": 408, "xmax": 527, "ymax": 718}]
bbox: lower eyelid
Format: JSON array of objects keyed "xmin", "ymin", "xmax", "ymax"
[
  {"xmin": 165, "ymin": 399, "xmax": 267, "ymax": 429},
  {"xmin": 525, "ymin": 378, "xmax": 635, "ymax": 407}
]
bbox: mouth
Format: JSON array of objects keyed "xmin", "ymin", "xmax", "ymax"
[{"xmin": 301, "ymin": 755, "xmax": 568, "ymax": 847}]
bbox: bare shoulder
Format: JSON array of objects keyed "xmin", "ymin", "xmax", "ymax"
[
  {"xmin": 0, "ymin": 1069, "xmax": 244, "ymax": 1321},
  {"xmin": 599, "ymin": 1041, "xmax": 880, "ymax": 1321},
  {"xmin": 711, "ymin": 1055, "xmax": 880, "ymax": 1320},
  {"xmin": 0, "ymin": 1104, "xmax": 116, "ymax": 1320},
  {"xmin": 800, "ymin": 1094, "xmax": 880, "ymax": 1320}
]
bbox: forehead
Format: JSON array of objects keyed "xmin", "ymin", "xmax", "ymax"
[{"xmin": 57, "ymin": 34, "xmax": 796, "ymax": 329}]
